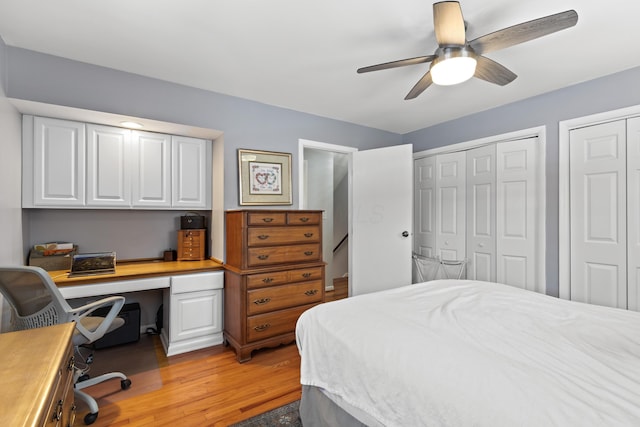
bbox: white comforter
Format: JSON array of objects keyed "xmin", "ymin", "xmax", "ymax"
[{"xmin": 296, "ymin": 280, "xmax": 640, "ymax": 426}]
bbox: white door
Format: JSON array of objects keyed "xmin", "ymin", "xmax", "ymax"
[
  {"xmin": 435, "ymin": 152, "xmax": 466, "ymax": 262},
  {"xmin": 172, "ymin": 136, "xmax": 211, "ymax": 209},
  {"xmin": 496, "ymin": 138, "xmax": 540, "ymax": 291},
  {"xmin": 86, "ymin": 124, "xmax": 131, "ymax": 207},
  {"xmin": 32, "ymin": 117, "xmax": 86, "ymax": 206},
  {"xmin": 350, "ymin": 144, "xmax": 413, "ymax": 296},
  {"xmin": 132, "ymin": 131, "xmax": 171, "ymax": 208},
  {"xmin": 413, "ymin": 156, "xmax": 436, "ymax": 258},
  {"xmin": 570, "ymin": 121, "xmax": 627, "ymax": 308},
  {"xmin": 466, "ymin": 145, "xmax": 496, "ymax": 282},
  {"xmin": 628, "ymin": 117, "xmax": 640, "ymax": 311}
]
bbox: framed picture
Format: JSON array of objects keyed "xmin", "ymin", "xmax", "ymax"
[{"xmin": 238, "ymin": 149, "xmax": 292, "ymax": 205}]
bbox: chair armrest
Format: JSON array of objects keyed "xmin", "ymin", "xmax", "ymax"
[{"xmin": 69, "ymin": 296, "xmax": 125, "ymax": 344}]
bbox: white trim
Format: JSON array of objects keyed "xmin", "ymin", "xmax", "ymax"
[
  {"xmin": 413, "ymin": 126, "xmax": 547, "ymax": 293},
  {"xmin": 558, "ymin": 104, "xmax": 640, "ymax": 301},
  {"xmin": 413, "ymin": 126, "xmax": 546, "ymax": 158},
  {"xmin": 298, "ymin": 138, "xmax": 357, "ymax": 209}
]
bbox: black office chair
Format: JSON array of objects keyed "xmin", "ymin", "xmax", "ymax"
[{"xmin": 0, "ymin": 265, "xmax": 132, "ymax": 425}]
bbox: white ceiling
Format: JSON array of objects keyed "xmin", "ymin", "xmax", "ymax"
[{"xmin": 1, "ymin": 0, "xmax": 639, "ymax": 134}]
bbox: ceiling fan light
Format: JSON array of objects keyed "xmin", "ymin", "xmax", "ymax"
[{"xmin": 431, "ymin": 56, "xmax": 477, "ymax": 86}]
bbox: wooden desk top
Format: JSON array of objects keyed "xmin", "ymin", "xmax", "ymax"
[
  {"xmin": 0, "ymin": 323, "xmax": 75, "ymax": 427},
  {"xmin": 48, "ymin": 259, "xmax": 223, "ymax": 286}
]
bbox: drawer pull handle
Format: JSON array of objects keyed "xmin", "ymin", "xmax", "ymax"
[
  {"xmin": 254, "ymin": 323, "xmax": 271, "ymax": 332},
  {"xmin": 53, "ymin": 399, "xmax": 63, "ymax": 421},
  {"xmin": 302, "ymin": 273, "xmax": 312, "ymax": 278},
  {"xmin": 67, "ymin": 355, "xmax": 75, "ymax": 371},
  {"xmin": 257, "ymin": 255, "xmax": 270, "ymax": 260},
  {"xmin": 304, "ymin": 233, "xmax": 313, "ymax": 238},
  {"xmin": 262, "ymin": 218, "xmax": 274, "ymax": 223},
  {"xmin": 299, "ymin": 217, "xmax": 310, "ymax": 222},
  {"xmin": 253, "ymin": 297, "xmax": 271, "ymax": 305},
  {"xmin": 262, "ymin": 277, "xmax": 273, "ymax": 283},
  {"xmin": 258, "ymin": 234, "xmax": 270, "ymax": 240},
  {"xmin": 305, "ymin": 289, "xmax": 319, "ymax": 296},
  {"xmin": 304, "ymin": 251, "xmax": 314, "ymax": 256}
]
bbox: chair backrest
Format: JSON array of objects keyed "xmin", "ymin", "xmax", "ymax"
[{"xmin": 0, "ymin": 266, "xmax": 74, "ymax": 331}]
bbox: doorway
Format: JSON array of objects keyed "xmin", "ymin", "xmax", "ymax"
[{"xmin": 298, "ymin": 139, "xmax": 356, "ymax": 292}]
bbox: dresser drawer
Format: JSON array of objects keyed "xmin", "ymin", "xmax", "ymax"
[
  {"xmin": 248, "ymin": 212, "xmax": 286, "ymax": 226},
  {"xmin": 288, "ymin": 266, "xmax": 324, "ymax": 282},
  {"xmin": 247, "ymin": 304, "xmax": 315, "ymax": 342},
  {"xmin": 246, "ymin": 270, "xmax": 290, "ymax": 289},
  {"xmin": 247, "ymin": 280, "xmax": 323, "ymax": 315},
  {"xmin": 247, "ymin": 244, "xmax": 321, "ymax": 267},
  {"xmin": 287, "ymin": 211, "xmax": 321, "ymax": 225},
  {"xmin": 248, "ymin": 226, "xmax": 320, "ymax": 246}
]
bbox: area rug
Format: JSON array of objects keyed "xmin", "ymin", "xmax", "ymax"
[{"xmin": 230, "ymin": 400, "xmax": 302, "ymax": 427}]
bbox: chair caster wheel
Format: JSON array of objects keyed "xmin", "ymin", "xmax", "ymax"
[
  {"xmin": 78, "ymin": 374, "xmax": 90, "ymax": 382},
  {"xmin": 84, "ymin": 411, "xmax": 98, "ymax": 425},
  {"xmin": 121, "ymin": 378, "xmax": 132, "ymax": 390}
]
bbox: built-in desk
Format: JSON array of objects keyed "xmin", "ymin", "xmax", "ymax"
[{"xmin": 47, "ymin": 260, "xmax": 225, "ymax": 356}]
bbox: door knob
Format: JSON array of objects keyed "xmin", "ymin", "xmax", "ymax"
[{"xmin": 402, "ymin": 231, "xmax": 409, "ymax": 237}]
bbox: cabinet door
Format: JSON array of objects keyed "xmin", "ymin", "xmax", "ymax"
[
  {"xmin": 466, "ymin": 145, "xmax": 496, "ymax": 282},
  {"xmin": 435, "ymin": 151, "xmax": 466, "ymax": 262},
  {"xmin": 170, "ymin": 290, "xmax": 222, "ymax": 342},
  {"xmin": 131, "ymin": 131, "xmax": 171, "ymax": 208},
  {"xmin": 86, "ymin": 124, "xmax": 131, "ymax": 207},
  {"xmin": 172, "ymin": 136, "xmax": 211, "ymax": 209},
  {"xmin": 569, "ymin": 122, "xmax": 627, "ymax": 308},
  {"xmin": 32, "ymin": 117, "xmax": 86, "ymax": 206}
]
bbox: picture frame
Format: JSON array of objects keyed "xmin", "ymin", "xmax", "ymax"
[{"xmin": 238, "ymin": 149, "xmax": 292, "ymax": 205}]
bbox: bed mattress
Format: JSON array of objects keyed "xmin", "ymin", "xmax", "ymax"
[{"xmin": 296, "ymin": 280, "xmax": 640, "ymax": 426}]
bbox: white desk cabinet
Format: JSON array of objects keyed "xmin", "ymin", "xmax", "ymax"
[
  {"xmin": 161, "ymin": 271, "xmax": 224, "ymax": 356},
  {"xmin": 23, "ymin": 115, "xmax": 212, "ymax": 210}
]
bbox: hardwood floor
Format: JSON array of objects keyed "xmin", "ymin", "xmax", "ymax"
[{"xmin": 74, "ymin": 282, "xmax": 347, "ymax": 427}]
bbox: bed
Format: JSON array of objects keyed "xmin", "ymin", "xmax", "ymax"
[{"xmin": 295, "ymin": 279, "xmax": 640, "ymax": 426}]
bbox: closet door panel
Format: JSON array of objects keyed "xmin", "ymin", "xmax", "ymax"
[
  {"xmin": 435, "ymin": 152, "xmax": 466, "ymax": 262},
  {"xmin": 413, "ymin": 156, "xmax": 436, "ymax": 258},
  {"xmin": 628, "ymin": 117, "xmax": 640, "ymax": 311},
  {"xmin": 569, "ymin": 121, "xmax": 627, "ymax": 309},
  {"xmin": 466, "ymin": 145, "xmax": 496, "ymax": 282},
  {"xmin": 496, "ymin": 138, "xmax": 539, "ymax": 291}
]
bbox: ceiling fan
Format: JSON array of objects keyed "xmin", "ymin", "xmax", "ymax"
[{"xmin": 357, "ymin": 2, "xmax": 578, "ymax": 100}]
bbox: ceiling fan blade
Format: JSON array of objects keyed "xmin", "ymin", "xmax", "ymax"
[
  {"xmin": 469, "ymin": 9, "xmax": 578, "ymax": 55},
  {"xmin": 474, "ymin": 55, "xmax": 517, "ymax": 86},
  {"xmin": 433, "ymin": 1, "xmax": 466, "ymax": 46},
  {"xmin": 405, "ymin": 71, "xmax": 433, "ymax": 100},
  {"xmin": 357, "ymin": 56, "xmax": 436, "ymax": 74}
]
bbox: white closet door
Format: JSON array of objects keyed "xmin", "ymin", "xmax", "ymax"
[
  {"xmin": 413, "ymin": 156, "xmax": 436, "ymax": 258},
  {"xmin": 466, "ymin": 145, "xmax": 496, "ymax": 282},
  {"xmin": 569, "ymin": 121, "xmax": 627, "ymax": 309},
  {"xmin": 435, "ymin": 152, "xmax": 466, "ymax": 262},
  {"xmin": 496, "ymin": 138, "xmax": 539, "ymax": 291},
  {"xmin": 627, "ymin": 117, "xmax": 640, "ymax": 311}
]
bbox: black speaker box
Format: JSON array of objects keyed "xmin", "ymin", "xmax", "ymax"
[{"xmin": 92, "ymin": 302, "xmax": 141, "ymax": 349}]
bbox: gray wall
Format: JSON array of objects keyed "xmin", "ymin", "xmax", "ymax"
[{"xmin": 404, "ymin": 65, "xmax": 640, "ymax": 296}]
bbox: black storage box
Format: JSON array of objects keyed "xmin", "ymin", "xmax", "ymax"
[
  {"xmin": 181, "ymin": 213, "xmax": 206, "ymax": 229},
  {"xmin": 92, "ymin": 302, "xmax": 141, "ymax": 349}
]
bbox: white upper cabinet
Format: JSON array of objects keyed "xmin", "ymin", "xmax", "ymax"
[
  {"xmin": 131, "ymin": 131, "xmax": 171, "ymax": 208},
  {"xmin": 86, "ymin": 124, "xmax": 132, "ymax": 207},
  {"xmin": 24, "ymin": 116, "xmax": 86, "ymax": 207},
  {"xmin": 23, "ymin": 115, "xmax": 211, "ymax": 210},
  {"xmin": 172, "ymin": 135, "xmax": 211, "ymax": 209}
]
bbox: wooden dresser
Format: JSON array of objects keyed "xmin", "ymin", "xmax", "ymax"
[
  {"xmin": 0, "ymin": 323, "xmax": 76, "ymax": 427},
  {"xmin": 224, "ymin": 209, "xmax": 325, "ymax": 362}
]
